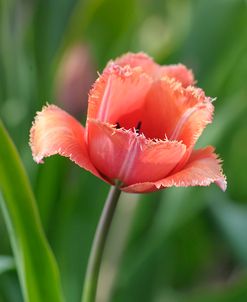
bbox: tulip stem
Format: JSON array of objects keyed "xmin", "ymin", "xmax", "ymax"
[{"xmin": 81, "ymin": 183, "xmax": 122, "ymax": 302}]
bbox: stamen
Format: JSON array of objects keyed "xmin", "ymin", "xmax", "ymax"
[
  {"xmin": 135, "ymin": 121, "xmax": 142, "ymax": 134},
  {"xmin": 116, "ymin": 122, "xmax": 121, "ymax": 129}
]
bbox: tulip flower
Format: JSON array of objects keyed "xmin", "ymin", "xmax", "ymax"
[
  {"xmin": 30, "ymin": 52, "xmax": 226, "ymax": 193},
  {"xmin": 30, "ymin": 52, "xmax": 226, "ymax": 302}
]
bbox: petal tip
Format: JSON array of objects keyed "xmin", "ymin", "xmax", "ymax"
[
  {"xmin": 215, "ymin": 166, "xmax": 227, "ymax": 191},
  {"xmin": 29, "ymin": 104, "xmax": 57, "ymax": 162},
  {"xmin": 216, "ymin": 178, "xmax": 227, "ymax": 192},
  {"xmin": 33, "ymin": 155, "xmax": 44, "ymax": 164}
]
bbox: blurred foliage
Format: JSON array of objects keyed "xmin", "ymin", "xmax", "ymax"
[
  {"xmin": 0, "ymin": 121, "xmax": 64, "ymax": 302},
  {"xmin": 0, "ymin": 0, "xmax": 247, "ymax": 301}
]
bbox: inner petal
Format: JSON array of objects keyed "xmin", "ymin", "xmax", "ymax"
[
  {"xmin": 116, "ymin": 80, "xmax": 180, "ymax": 140},
  {"xmin": 115, "ymin": 78, "xmax": 213, "ymax": 147}
]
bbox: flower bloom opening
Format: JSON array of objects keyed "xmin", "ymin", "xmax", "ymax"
[{"xmin": 30, "ymin": 52, "xmax": 226, "ymax": 193}]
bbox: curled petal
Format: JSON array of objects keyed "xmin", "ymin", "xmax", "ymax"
[
  {"xmin": 87, "ymin": 119, "xmax": 186, "ymax": 186},
  {"xmin": 87, "ymin": 63, "xmax": 152, "ymax": 123},
  {"xmin": 30, "ymin": 105, "xmax": 102, "ymax": 179},
  {"xmin": 123, "ymin": 146, "xmax": 227, "ymax": 193},
  {"xmin": 173, "ymin": 85, "xmax": 214, "ymax": 147}
]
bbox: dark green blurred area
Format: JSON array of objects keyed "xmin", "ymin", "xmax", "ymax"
[{"xmin": 0, "ymin": 0, "xmax": 247, "ymax": 301}]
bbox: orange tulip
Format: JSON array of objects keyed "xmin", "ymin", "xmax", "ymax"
[{"xmin": 30, "ymin": 53, "xmax": 226, "ymax": 193}]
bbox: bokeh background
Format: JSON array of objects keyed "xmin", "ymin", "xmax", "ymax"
[{"xmin": 0, "ymin": 0, "xmax": 247, "ymax": 301}]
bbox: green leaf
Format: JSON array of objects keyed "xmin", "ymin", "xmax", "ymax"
[
  {"xmin": 0, "ymin": 120, "xmax": 64, "ymax": 302},
  {"xmin": 0, "ymin": 256, "xmax": 15, "ymax": 275}
]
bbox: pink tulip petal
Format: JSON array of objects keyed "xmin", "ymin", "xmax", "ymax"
[
  {"xmin": 173, "ymin": 85, "xmax": 213, "ymax": 147},
  {"xmin": 30, "ymin": 105, "xmax": 102, "ymax": 179},
  {"xmin": 87, "ymin": 119, "xmax": 186, "ymax": 186},
  {"xmin": 112, "ymin": 52, "xmax": 159, "ymax": 75},
  {"xmin": 87, "ymin": 63, "xmax": 152, "ymax": 124},
  {"xmin": 159, "ymin": 64, "xmax": 195, "ymax": 87},
  {"xmin": 116, "ymin": 77, "xmax": 213, "ymax": 147},
  {"xmin": 123, "ymin": 146, "xmax": 227, "ymax": 193},
  {"xmin": 113, "ymin": 53, "xmax": 194, "ymax": 87}
]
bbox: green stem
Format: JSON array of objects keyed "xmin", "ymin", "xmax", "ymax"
[{"xmin": 81, "ymin": 184, "xmax": 121, "ymax": 302}]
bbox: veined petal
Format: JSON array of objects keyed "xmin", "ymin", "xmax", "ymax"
[
  {"xmin": 87, "ymin": 63, "xmax": 152, "ymax": 124},
  {"xmin": 30, "ymin": 105, "xmax": 102, "ymax": 178},
  {"xmin": 123, "ymin": 146, "xmax": 227, "ymax": 193},
  {"xmin": 173, "ymin": 86, "xmax": 214, "ymax": 147},
  {"xmin": 87, "ymin": 119, "xmax": 186, "ymax": 186}
]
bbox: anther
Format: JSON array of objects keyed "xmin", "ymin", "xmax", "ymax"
[
  {"xmin": 135, "ymin": 121, "xmax": 142, "ymax": 134},
  {"xmin": 116, "ymin": 122, "xmax": 121, "ymax": 129}
]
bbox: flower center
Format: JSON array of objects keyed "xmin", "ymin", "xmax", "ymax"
[{"xmin": 116, "ymin": 121, "xmax": 142, "ymax": 135}]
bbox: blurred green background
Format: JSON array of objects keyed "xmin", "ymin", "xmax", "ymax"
[{"xmin": 0, "ymin": 0, "xmax": 247, "ymax": 301}]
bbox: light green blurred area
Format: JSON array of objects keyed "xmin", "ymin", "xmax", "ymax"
[{"xmin": 0, "ymin": 0, "xmax": 247, "ymax": 301}]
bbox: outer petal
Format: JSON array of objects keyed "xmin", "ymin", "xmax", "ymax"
[
  {"xmin": 159, "ymin": 64, "xmax": 194, "ymax": 87},
  {"xmin": 123, "ymin": 146, "xmax": 227, "ymax": 193},
  {"xmin": 169, "ymin": 84, "xmax": 214, "ymax": 147},
  {"xmin": 113, "ymin": 53, "xmax": 194, "ymax": 87},
  {"xmin": 112, "ymin": 52, "xmax": 159, "ymax": 76},
  {"xmin": 30, "ymin": 105, "xmax": 102, "ymax": 179},
  {"xmin": 87, "ymin": 119, "xmax": 186, "ymax": 186},
  {"xmin": 87, "ymin": 63, "xmax": 152, "ymax": 123}
]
